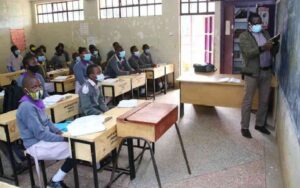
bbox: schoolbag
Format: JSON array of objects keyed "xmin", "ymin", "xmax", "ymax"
[
  {"xmin": 193, "ymin": 64, "xmax": 217, "ymax": 73},
  {"xmin": 3, "ymin": 80, "xmax": 24, "ymax": 113}
]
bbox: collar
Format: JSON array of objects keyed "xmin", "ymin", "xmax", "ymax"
[
  {"xmin": 88, "ymin": 79, "xmax": 96, "ymax": 87},
  {"xmin": 19, "ymin": 95, "xmax": 45, "ymax": 110}
]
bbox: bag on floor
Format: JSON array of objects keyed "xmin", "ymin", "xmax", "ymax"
[{"xmin": 193, "ymin": 64, "xmax": 216, "ymax": 73}]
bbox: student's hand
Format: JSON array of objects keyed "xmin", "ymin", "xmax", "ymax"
[{"xmin": 262, "ymin": 42, "xmax": 273, "ymax": 51}]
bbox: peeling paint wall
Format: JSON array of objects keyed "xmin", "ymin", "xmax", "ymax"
[{"xmin": 0, "ymin": 0, "xmax": 34, "ymax": 73}]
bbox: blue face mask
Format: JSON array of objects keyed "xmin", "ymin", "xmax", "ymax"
[
  {"xmin": 37, "ymin": 56, "xmax": 46, "ymax": 62},
  {"xmin": 251, "ymin": 24, "xmax": 262, "ymax": 33},
  {"xmin": 76, "ymin": 56, "xmax": 81, "ymax": 62},
  {"xmin": 119, "ymin": 51, "xmax": 126, "ymax": 59},
  {"xmin": 96, "ymin": 74, "xmax": 105, "ymax": 82},
  {"xmin": 83, "ymin": 53, "xmax": 92, "ymax": 61},
  {"xmin": 14, "ymin": 50, "xmax": 20, "ymax": 55}
]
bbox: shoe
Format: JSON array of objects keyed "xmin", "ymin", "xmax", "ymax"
[
  {"xmin": 255, "ymin": 126, "xmax": 271, "ymax": 135},
  {"xmin": 48, "ymin": 180, "xmax": 69, "ymax": 188},
  {"xmin": 241, "ymin": 129, "xmax": 252, "ymax": 138}
]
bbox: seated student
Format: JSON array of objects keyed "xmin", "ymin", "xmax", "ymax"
[
  {"xmin": 140, "ymin": 44, "xmax": 156, "ymax": 67},
  {"xmin": 16, "ymin": 76, "xmax": 73, "ymax": 188},
  {"xmin": 57, "ymin": 43, "xmax": 70, "ymax": 62},
  {"xmin": 89, "ymin": 44, "xmax": 102, "ymax": 66},
  {"xmin": 69, "ymin": 52, "xmax": 80, "ymax": 75},
  {"xmin": 79, "ymin": 64, "xmax": 108, "ymax": 116},
  {"xmin": 6, "ymin": 45, "xmax": 23, "ymax": 72},
  {"xmin": 73, "ymin": 47, "xmax": 93, "ymax": 93},
  {"xmin": 50, "ymin": 46, "xmax": 67, "ymax": 70},
  {"xmin": 105, "ymin": 45, "xmax": 134, "ymax": 78},
  {"xmin": 16, "ymin": 54, "xmax": 49, "ymax": 98},
  {"xmin": 35, "ymin": 47, "xmax": 48, "ymax": 80},
  {"xmin": 128, "ymin": 45, "xmax": 152, "ymax": 71},
  {"xmin": 24, "ymin": 44, "xmax": 36, "ymax": 59},
  {"xmin": 106, "ymin": 42, "xmax": 120, "ymax": 62}
]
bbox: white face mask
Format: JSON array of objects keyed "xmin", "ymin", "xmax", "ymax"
[
  {"xmin": 96, "ymin": 74, "xmax": 105, "ymax": 82},
  {"xmin": 134, "ymin": 51, "xmax": 140, "ymax": 57}
]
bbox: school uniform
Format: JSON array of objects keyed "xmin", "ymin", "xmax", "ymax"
[
  {"xmin": 73, "ymin": 60, "xmax": 93, "ymax": 93},
  {"xmin": 6, "ymin": 52, "xmax": 23, "ymax": 72},
  {"xmin": 79, "ymin": 79, "xmax": 108, "ymax": 116},
  {"xmin": 128, "ymin": 55, "xmax": 152, "ymax": 71},
  {"xmin": 50, "ymin": 53, "xmax": 67, "ymax": 69},
  {"xmin": 16, "ymin": 72, "xmax": 49, "ymax": 98},
  {"xmin": 140, "ymin": 52, "xmax": 154, "ymax": 67},
  {"xmin": 106, "ymin": 50, "xmax": 115, "ymax": 62},
  {"xmin": 104, "ymin": 55, "xmax": 133, "ymax": 78},
  {"xmin": 91, "ymin": 53, "xmax": 102, "ymax": 66}
]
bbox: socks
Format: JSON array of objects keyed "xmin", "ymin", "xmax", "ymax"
[{"xmin": 52, "ymin": 169, "xmax": 67, "ymax": 182}]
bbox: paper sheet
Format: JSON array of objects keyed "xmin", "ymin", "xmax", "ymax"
[
  {"xmin": 0, "ymin": 90, "xmax": 5, "ymax": 97},
  {"xmin": 53, "ymin": 76, "xmax": 68, "ymax": 81},
  {"xmin": 67, "ymin": 115, "xmax": 106, "ymax": 136},
  {"xmin": 117, "ymin": 99, "xmax": 138, "ymax": 108},
  {"xmin": 102, "ymin": 78, "xmax": 118, "ymax": 84},
  {"xmin": 43, "ymin": 95, "xmax": 65, "ymax": 106},
  {"xmin": 217, "ymin": 77, "xmax": 241, "ymax": 83}
]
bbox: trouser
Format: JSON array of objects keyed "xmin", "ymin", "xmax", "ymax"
[{"xmin": 241, "ymin": 70, "xmax": 272, "ymax": 129}]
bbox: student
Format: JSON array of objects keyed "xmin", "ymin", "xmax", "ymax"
[
  {"xmin": 35, "ymin": 47, "xmax": 48, "ymax": 80},
  {"xmin": 69, "ymin": 52, "xmax": 80, "ymax": 75},
  {"xmin": 16, "ymin": 76, "xmax": 73, "ymax": 188},
  {"xmin": 105, "ymin": 45, "xmax": 134, "ymax": 78},
  {"xmin": 89, "ymin": 44, "xmax": 102, "ymax": 66},
  {"xmin": 6, "ymin": 45, "xmax": 23, "ymax": 72},
  {"xmin": 140, "ymin": 44, "xmax": 156, "ymax": 67},
  {"xmin": 24, "ymin": 44, "xmax": 36, "ymax": 59},
  {"xmin": 106, "ymin": 42, "xmax": 120, "ymax": 62},
  {"xmin": 79, "ymin": 64, "xmax": 108, "ymax": 116},
  {"xmin": 128, "ymin": 45, "xmax": 152, "ymax": 71},
  {"xmin": 73, "ymin": 47, "xmax": 93, "ymax": 93},
  {"xmin": 16, "ymin": 54, "xmax": 49, "ymax": 98},
  {"xmin": 50, "ymin": 46, "xmax": 67, "ymax": 69},
  {"xmin": 57, "ymin": 42, "xmax": 70, "ymax": 62}
]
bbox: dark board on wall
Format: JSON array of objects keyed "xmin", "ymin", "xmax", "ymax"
[{"xmin": 276, "ymin": 0, "xmax": 300, "ymax": 143}]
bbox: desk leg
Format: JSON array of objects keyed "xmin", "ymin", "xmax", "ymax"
[
  {"xmin": 164, "ymin": 75, "xmax": 167, "ymax": 94},
  {"xmin": 173, "ymin": 72, "xmax": 175, "ymax": 89},
  {"xmin": 153, "ymin": 79, "xmax": 156, "ymax": 100},
  {"xmin": 40, "ymin": 160, "xmax": 47, "ymax": 188},
  {"xmin": 70, "ymin": 139, "xmax": 79, "ymax": 188},
  {"xmin": 4, "ymin": 127, "xmax": 18, "ymax": 186},
  {"xmin": 0, "ymin": 156, "xmax": 3, "ymax": 176},
  {"xmin": 175, "ymin": 123, "xmax": 191, "ymax": 174},
  {"xmin": 144, "ymin": 140, "xmax": 161, "ymax": 188},
  {"xmin": 26, "ymin": 154, "xmax": 35, "ymax": 188},
  {"xmin": 145, "ymin": 82, "xmax": 148, "ymax": 100},
  {"xmin": 91, "ymin": 143, "xmax": 99, "ymax": 188},
  {"xmin": 112, "ymin": 87, "xmax": 116, "ymax": 106},
  {"xmin": 180, "ymin": 103, "xmax": 184, "ymax": 117},
  {"xmin": 54, "ymin": 83, "xmax": 58, "ymax": 93},
  {"xmin": 127, "ymin": 138, "xmax": 136, "ymax": 180}
]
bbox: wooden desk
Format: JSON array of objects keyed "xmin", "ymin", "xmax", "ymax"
[
  {"xmin": 119, "ymin": 73, "xmax": 147, "ymax": 99},
  {"xmin": 144, "ymin": 66, "xmax": 166, "ymax": 99},
  {"xmin": 0, "ymin": 182, "xmax": 19, "ymax": 187},
  {"xmin": 101, "ymin": 77, "xmax": 131, "ymax": 105},
  {"xmin": 68, "ymin": 100, "xmax": 145, "ymax": 188},
  {"xmin": 51, "ymin": 75, "xmax": 75, "ymax": 94},
  {"xmin": 0, "ymin": 70, "xmax": 25, "ymax": 87},
  {"xmin": 164, "ymin": 64, "xmax": 175, "ymax": 88},
  {"xmin": 47, "ymin": 68, "xmax": 69, "ymax": 79},
  {"xmin": 177, "ymin": 73, "xmax": 278, "ymax": 116}
]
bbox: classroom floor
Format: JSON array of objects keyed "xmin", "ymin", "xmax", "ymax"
[{"xmin": 1, "ymin": 89, "xmax": 283, "ymax": 188}]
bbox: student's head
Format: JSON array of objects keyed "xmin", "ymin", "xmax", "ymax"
[
  {"xmin": 35, "ymin": 48, "xmax": 46, "ymax": 62},
  {"xmin": 23, "ymin": 54, "xmax": 39, "ymax": 73},
  {"xmin": 112, "ymin": 42, "xmax": 120, "ymax": 50},
  {"xmin": 55, "ymin": 45, "xmax": 64, "ymax": 55},
  {"xmin": 57, "ymin": 43, "xmax": 64, "ymax": 50},
  {"xmin": 22, "ymin": 76, "xmax": 43, "ymax": 101},
  {"xmin": 248, "ymin": 13, "xmax": 263, "ymax": 33},
  {"xmin": 130, "ymin": 45, "xmax": 140, "ymax": 57},
  {"xmin": 86, "ymin": 64, "xmax": 103, "ymax": 83},
  {"xmin": 89, "ymin": 44, "xmax": 98, "ymax": 55},
  {"xmin": 79, "ymin": 47, "xmax": 91, "ymax": 61},
  {"xmin": 11, "ymin": 45, "xmax": 20, "ymax": 56},
  {"xmin": 39, "ymin": 45, "xmax": 47, "ymax": 53},
  {"xmin": 72, "ymin": 52, "xmax": 80, "ymax": 62},
  {"xmin": 115, "ymin": 45, "xmax": 126, "ymax": 59},
  {"xmin": 29, "ymin": 44, "xmax": 36, "ymax": 53},
  {"xmin": 142, "ymin": 44, "xmax": 150, "ymax": 54}
]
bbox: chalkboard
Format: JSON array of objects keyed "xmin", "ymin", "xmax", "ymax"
[{"xmin": 276, "ymin": 0, "xmax": 300, "ymax": 143}]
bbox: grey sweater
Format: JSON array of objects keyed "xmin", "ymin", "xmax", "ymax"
[
  {"xmin": 140, "ymin": 52, "xmax": 154, "ymax": 66},
  {"xmin": 128, "ymin": 55, "xmax": 152, "ymax": 71},
  {"xmin": 104, "ymin": 55, "xmax": 133, "ymax": 78},
  {"xmin": 16, "ymin": 101, "xmax": 64, "ymax": 148}
]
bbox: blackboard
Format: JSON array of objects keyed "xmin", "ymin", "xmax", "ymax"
[{"xmin": 276, "ymin": 0, "xmax": 300, "ymax": 143}]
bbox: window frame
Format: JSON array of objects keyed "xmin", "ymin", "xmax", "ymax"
[
  {"xmin": 35, "ymin": 0, "xmax": 84, "ymax": 24},
  {"xmin": 180, "ymin": 0, "xmax": 215, "ymax": 15}
]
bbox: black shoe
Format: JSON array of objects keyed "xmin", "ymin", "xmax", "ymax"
[
  {"xmin": 48, "ymin": 180, "xmax": 69, "ymax": 188},
  {"xmin": 255, "ymin": 126, "xmax": 271, "ymax": 135},
  {"xmin": 241, "ymin": 129, "xmax": 252, "ymax": 138}
]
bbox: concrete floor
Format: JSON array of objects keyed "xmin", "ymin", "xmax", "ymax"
[{"xmin": 0, "ymin": 89, "xmax": 283, "ymax": 188}]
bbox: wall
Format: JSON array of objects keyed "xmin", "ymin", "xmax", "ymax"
[{"xmin": 0, "ymin": 0, "xmax": 34, "ymax": 73}]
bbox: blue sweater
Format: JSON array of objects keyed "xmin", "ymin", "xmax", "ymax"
[
  {"xmin": 16, "ymin": 101, "xmax": 64, "ymax": 148},
  {"xmin": 73, "ymin": 61, "xmax": 92, "ymax": 85}
]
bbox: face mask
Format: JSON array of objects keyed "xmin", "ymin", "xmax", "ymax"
[
  {"xmin": 76, "ymin": 56, "xmax": 81, "ymax": 62},
  {"xmin": 251, "ymin": 24, "xmax": 262, "ymax": 33},
  {"xmin": 145, "ymin": 49, "xmax": 150, "ymax": 54},
  {"xmin": 93, "ymin": 51, "xmax": 98, "ymax": 56},
  {"xmin": 96, "ymin": 74, "xmax": 105, "ymax": 82},
  {"xmin": 119, "ymin": 51, "xmax": 126, "ymax": 59},
  {"xmin": 28, "ymin": 65, "xmax": 39, "ymax": 73},
  {"xmin": 134, "ymin": 51, "xmax": 140, "ymax": 57},
  {"xmin": 37, "ymin": 56, "xmax": 46, "ymax": 62},
  {"xmin": 14, "ymin": 50, "xmax": 20, "ymax": 55},
  {"xmin": 27, "ymin": 89, "xmax": 44, "ymax": 100},
  {"xmin": 83, "ymin": 53, "xmax": 92, "ymax": 61}
]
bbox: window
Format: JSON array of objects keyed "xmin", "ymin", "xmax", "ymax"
[
  {"xmin": 36, "ymin": 0, "xmax": 84, "ymax": 24},
  {"xmin": 100, "ymin": 0, "xmax": 162, "ymax": 19},
  {"xmin": 181, "ymin": 0, "xmax": 215, "ymax": 15}
]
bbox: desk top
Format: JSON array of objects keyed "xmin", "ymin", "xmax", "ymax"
[
  {"xmin": 47, "ymin": 68, "xmax": 69, "ymax": 76},
  {"xmin": 119, "ymin": 73, "xmax": 146, "ymax": 79},
  {"xmin": 0, "ymin": 70, "xmax": 25, "ymax": 77},
  {"xmin": 50, "ymin": 75, "xmax": 75, "ymax": 83}
]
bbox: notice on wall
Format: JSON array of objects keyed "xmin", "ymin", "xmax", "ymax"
[
  {"xmin": 10, "ymin": 29, "xmax": 26, "ymax": 51},
  {"xmin": 80, "ymin": 23, "xmax": 89, "ymax": 36}
]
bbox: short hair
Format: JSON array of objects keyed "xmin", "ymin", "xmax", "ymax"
[
  {"xmin": 22, "ymin": 54, "xmax": 35, "ymax": 67},
  {"xmin": 39, "ymin": 45, "xmax": 46, "ymax": 52},
  {"xmin": 22, "ymin": 75, "xmax": 39, "ymax": 89},
  {"xmin": 89, "ymin": 44, "xmax": 96, "ymax": 51},
  {"xmin": 29, "ymin": 44, "xmax": 35, "ymax": 49},
  {"xmin": 142, "ymin": 44, "xmax": 149, "ymax": 50},
  {"xmin": 130, "ymin": 45, "xmax": 137, "ymax": 53},
  {"xmin": 78, "ymin": 47, "xmax": 87, "ymax": 54},
  {"xmin": 113, "ymin": 42, "xmax": 119, "ymax": 47},
  {"xmin": 11, "ymin": 45, "xmax": 18, "ymax": 52},
  {"xmin": 72, "ymin": 52, "xmax": 79, "ymax": 60},
  {"xmin": 248, "ymin": 12, "xmax": 262, "ymax": 23},
  {"xmin": 86, "ymin": 64, "xmax": 100, "ymax": 77},
  {"xmin": 58, "ymin": 43, "xmax": 64, "ymax": 48}
]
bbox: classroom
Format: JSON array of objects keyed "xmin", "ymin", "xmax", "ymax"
[{"xmin": 0, "ymin": 0, "xmax": 299, "ymax": 187}]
